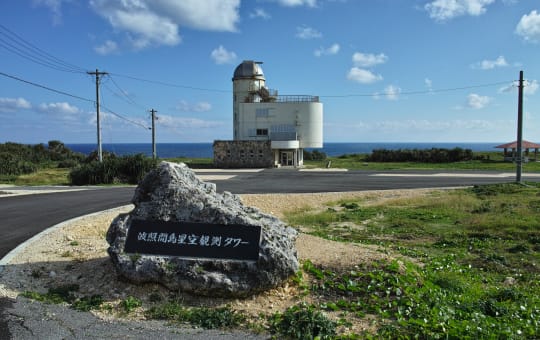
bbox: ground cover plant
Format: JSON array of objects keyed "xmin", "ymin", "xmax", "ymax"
[
  {"xmin": 285, "ymin": 183, "xmax": 540, "ymax": 338},
  {"xmin": 17, "ymin": 183, "xmax": 539, "ymax": 338}
]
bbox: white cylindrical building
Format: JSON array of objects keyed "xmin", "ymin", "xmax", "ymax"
[{"xmin": 223, "ymin": 60, "xmax": 323, "ymax": 167}]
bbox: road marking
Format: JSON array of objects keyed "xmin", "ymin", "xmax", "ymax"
[
  {"xmin": 371, "ymin": 173, "xmax": 540, "ymax": 178},
  {"xmin": 299, "ymin": 168, "xmax": 348, "ymax": 172},
  {"xmin": 197, "ymin": 175, "xmax": 237, "ymax": 181},
  {"xmin": 192, "ymin": 169, "xmax": 264, "ymax": 173}
]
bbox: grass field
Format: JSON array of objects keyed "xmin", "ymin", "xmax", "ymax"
[
  {"xmin": 304, "ymin": 152, "xmax": 540, "ymax": 172},
  {"xmin": 0, "ymin": 168, "xmax": 71, "ymax": 185},
  {"xmin": 284, "ymin": 183, "xmax": 540, "ymax": 338}
]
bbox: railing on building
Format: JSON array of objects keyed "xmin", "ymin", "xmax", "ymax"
[
  {"xmin": 270, "ymin": 132, "xmax": 297, "ymax": 141},
  {"xmin": 275, "ymin": 95, "xmax": 319, "ymax": 103}
]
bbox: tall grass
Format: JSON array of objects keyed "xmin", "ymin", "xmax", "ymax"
[{"xmin": 69, "ymin": 154, "xmax": 157, "ymax": 185}]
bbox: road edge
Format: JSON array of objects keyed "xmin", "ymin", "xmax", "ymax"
[{"xmin": 0, "ymin": 205, "xmax": 133, "ymax": 271}]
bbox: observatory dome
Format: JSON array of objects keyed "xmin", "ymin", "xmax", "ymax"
[{"xmin": 233, "ymin": 60, "xmax": 265, "ymax": 80}]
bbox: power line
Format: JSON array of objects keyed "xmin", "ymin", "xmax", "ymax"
[
  {"xmin": 0, "ymin": 24, "xmax": 86, "ymax": 74},
  {"xmin": 0, "ymin": 70, "xmax": 93, "ymax": 103},
  {"xmin": 106, "ymin": 74, "xmax": 147, "ymax": 110},
  {"xmin": 101, "ymin": 105, "xmax": 151, "ymax": 130},
  {"xmin": 320, "ymin": 80, "xmax": 515, "ymax": 98},
  {"xmin": 109, "ymin": 72, "xmax": 230, "ymax": 93},
  {"xmin": 0, "ymin": 70, "xmax": 150, "ymax": 130}
]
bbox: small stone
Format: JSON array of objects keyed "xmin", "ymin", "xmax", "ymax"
[
  {"xmin": 49, "ymin": 271, "xmax": 56, "ymax": 278},
  {"xmin": 503, "ymin": 277, "xmax": 516, "ymax": 286}
]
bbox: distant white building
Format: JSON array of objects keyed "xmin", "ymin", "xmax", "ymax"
[{"xmin": 214, "ymin": 60, "xmax": 323, "ymax": 168}]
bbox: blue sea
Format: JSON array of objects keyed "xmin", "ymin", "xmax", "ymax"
[{"xmin": 66, "ymin": 142, "xmax": 503, "ymax": 158}]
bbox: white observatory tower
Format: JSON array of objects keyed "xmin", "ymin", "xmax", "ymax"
[
  {"xmin": 214, "ymin": 60, "xmax": 323, "ymax": 168},
  {"xmin": 232, "ymin": 60, "xmax": 267, "ymax": 140}
]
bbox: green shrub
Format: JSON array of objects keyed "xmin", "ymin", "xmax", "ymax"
[
  {"xmin": 69, "ymin": 153, "xmax": 157, "ymax": 185},
  {"xmin": 304, "ymin": 149, "xmax": 327, "ymax": 161},
  {"xmin": 146, "ymin": 302, "xmax": 244, "ymax": 329},
  {"xmin": 120, "ymin": 296, "xmax": 142, "ymax": 313},
  {"xmin": 269, "ymin": 303, "xmax": 337, "ymax": 340},
  {"xmin": 72, "ymin": 295, "xmax": 104, "ymax": 312},
  {"xmin": 366, "ymin": 147, "xmax": 473, "ymax": 163},
  {"xmin": 0, "ymin": 141, "xmax": 83, "ymax": 176}
]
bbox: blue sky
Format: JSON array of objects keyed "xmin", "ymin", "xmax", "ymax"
[{"xmin": 0, "ymin": 0, "xmax": 539, "ymax": 144}]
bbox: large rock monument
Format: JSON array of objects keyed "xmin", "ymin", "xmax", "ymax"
[{"xmin": 106, "ymin": 162, "xmax": 299, "ymax": 297}]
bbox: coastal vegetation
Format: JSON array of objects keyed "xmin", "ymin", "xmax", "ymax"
[
  {"xmin": 0, "ymin": 140, "xmax": 83, "ymax": 183},
  {"xmin": 2, "ymin": 141, "xmax": 540, "ymax": 186}
]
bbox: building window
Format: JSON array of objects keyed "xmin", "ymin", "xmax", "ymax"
[
  {"xmin": 256, "ymin": 108, "xmax": 270, "ymax": 118},
  {"xmin": 256, "ymin": 128, "xmax": 268, "ymax": 136}
]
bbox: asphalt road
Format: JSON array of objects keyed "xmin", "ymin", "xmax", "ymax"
[
  {"xmin": 2, "ymin": 169, "xmax": 539, "ymax": 258},
  {"xmin": 0, "ymin": 187, "xmax": 135, "ymax": 259}
]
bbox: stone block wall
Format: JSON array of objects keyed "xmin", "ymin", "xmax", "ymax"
[{"xmin": 213, "ymin": 140, "xmax": 273, "ymax": 168}]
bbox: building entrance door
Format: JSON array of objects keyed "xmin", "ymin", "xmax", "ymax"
[{"xmin": 280, "ymin": 151, "xmax": 294, "ymax": 166}]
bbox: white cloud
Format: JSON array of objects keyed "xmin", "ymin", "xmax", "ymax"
[
  {"xmin": 425, "ymin": 78, "xmax": 433, "ymax": 90},
  {"xmin": 0, "ymin": 97, "xmax": 32, "ymax": 113},
  {"xmin": 524, "ymin": 80, "xmax": 539, "ymax": 95},
  {"xmin": 250, "ymin": 8, "xmax": 271, "ymax": 20},
  {"xmin": 384, "ymin": 85, "xmax": 402, "ymax": 100},
  {"xmin": 374, "ymin": 119, "xmax": 498, "ymax": 131},
  {"xmin": 347, "ymin": 67, "xmax": 383, "ymax": 84},
  {"xmin": 314, "ymin": 43, "xmax": 340, "ymax": 57},
  {"xmin": 516, "ymin": 10, "xmax": 540, "ymax": 43},
  {"xmin": 90, "ymin": 0, "xmax": 240, "ymax": 50},
  {"xmin": 498, "ymin": 79, "xmax": 538, "ymax": 95},
  {"xmin": 94, "ymin": 40, "xmax": 118, "ymax": 55},
  {"xmin": 149, "ymin": 0, "xmax": 240, "ymax": 32},
  {"xmin": 276, "ymin": 0, "xmax": 317, "ymax": 7},
  {"xmin": 176, "ymin": 100, "xmax": 212, "ymax": 112},
  {"xmin": 295, "ymin": 25, "xmax": 322, "ymax": 39},
  {"xmin": 38, "ymin": 102, "xmax": 80, "ymax": 114},
  {"xmin": 210, "ymin": 45, "xmax": 237, "ymax": 64},
  {"xmin": 425, "ymin": 0, "xmax": 495, "ymax": 22},
  {"xmin": 37, "ymin": 102, "xmax": 86, "ymax": 122},
  {"xmin": 352, "ymin": 52, "xmax": 388, "ymax": 67},
  {"xmin": 498, "ymin": 82, "xmax": 516, "ymax": 93},
  {"xmin": 157, "ymin": 114, "xmax": 224, "ymax": 129},
  {"xmin": 473, "ymin": 56, "xmax": 509, "ymax": 70},
  {"xmin": 33, "ymin": 0, "xmax": 67, "ymax": 25},
  {"xmin": 467, "ymin": 93, "xmax": 492, "ymax": 109}
]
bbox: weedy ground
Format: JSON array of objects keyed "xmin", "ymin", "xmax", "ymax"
[
  {"xmin": 18, "ymin": 183, "xmax": 540, "ymax": 339},
  {"xmin": 284, "ymin": 182, "xmax": 540, "ymax": 338}
]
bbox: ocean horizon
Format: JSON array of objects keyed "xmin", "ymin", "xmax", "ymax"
[{"xmin": 66, "ymin": 142, "xmax": 505, "ymax": 159}]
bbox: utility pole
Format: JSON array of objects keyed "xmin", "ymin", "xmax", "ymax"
[
  {"xmin": 516, "ymin": 70, "xmax": 524, "ymax": 183},
  {"xmin": 87, "ymin": 69, "xmax": 108, "ymax": 162},
  {"xmin": 150, "ymin": 109, "xmax": 158, "ymax": 160}
]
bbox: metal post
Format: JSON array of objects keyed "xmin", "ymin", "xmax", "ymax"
[{"xmin": 516, "ymin": 71, "xmax": 524, "ymax": 183}]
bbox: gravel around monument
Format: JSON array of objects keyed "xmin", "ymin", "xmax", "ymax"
[{"xmin": 0, "ymin": 188, "xmax": 435, "ymax": 335}]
